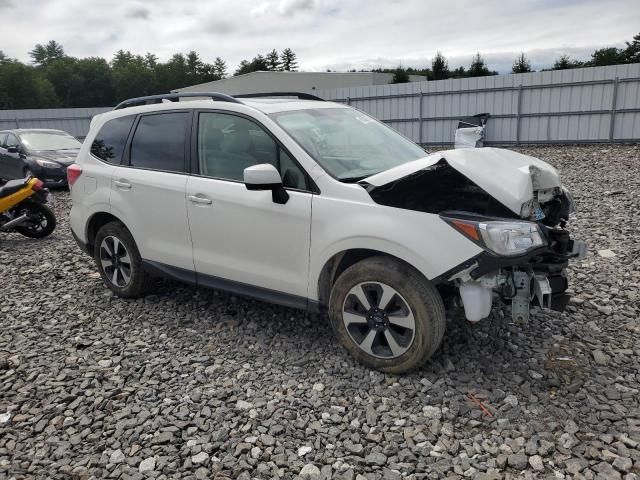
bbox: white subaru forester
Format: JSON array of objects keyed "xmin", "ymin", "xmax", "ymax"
[{"xmin": 69, "ymin": 92, "xmax": 586, "ymax": 373}]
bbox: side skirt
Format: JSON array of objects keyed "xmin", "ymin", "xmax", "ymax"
[{"xmin": 142, "ymin": 259, "xmax": 319, "ymax": 312}]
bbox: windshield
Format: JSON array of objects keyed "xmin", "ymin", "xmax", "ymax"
[
  {"xmin": 271, "ymin": 107, "xmax": 426, "ymax": 181},
  {"xmin": 20, "ymin": 132, "xmax": 81, "ymax": 151}
]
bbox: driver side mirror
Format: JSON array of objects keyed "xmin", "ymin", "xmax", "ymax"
[
  {"xmin": 244, "ymin": 164, "xmax": 289, "ymax": 204},
  {"xmin": 7, "ymin": 146, "xmax": 19, "ymax": 154}
]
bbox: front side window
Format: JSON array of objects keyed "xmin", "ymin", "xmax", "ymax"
[
  {"xmin": 197, "ymin": 112, "xmax": 307, "ymax": 189},
  {"xmin": 271, "ymin": 107, "xmax": 426, "ymax": 181},
  {"xmin": 5, "ymin": 134, "xmax": 19, "ymax": 148},
  {"xmin": 20, "ymin": 132, "xmax": 81, "ymax": 151},
  {"xmin": 130, "ymin": 112, "xmax": 189, "ymax": 172},
  {"xmin": 91, "ymin": 116, "xmax": 135, "ymax": 164}
]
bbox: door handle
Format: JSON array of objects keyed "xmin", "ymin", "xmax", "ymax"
[
  {"xmin": 188, "ymin": 194, "xmax": 212, "ymax": 205},
  {"xmin": 114, "ymin": 180, "xmax": 131, "ymax": 190}
]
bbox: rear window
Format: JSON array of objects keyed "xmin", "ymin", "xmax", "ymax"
[
  {"xmin": 130, "ymin": 113, "xmax": 189, "ymax": 173},
  {"xmin": 91, "ymin": 116, "xmax": 135, "ymax": 164},
  {"xmin": 0, "ymin": 133, "xmax": 6, "ymax": 147}
]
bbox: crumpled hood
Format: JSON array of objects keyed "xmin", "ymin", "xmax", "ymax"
[
  {"xmin": 31, "ymin": 149, "xmax": 79, "ymax": 166},
  {"xmin": 363, "ymin": 147, "xmax": 561, "ymax": 215}
]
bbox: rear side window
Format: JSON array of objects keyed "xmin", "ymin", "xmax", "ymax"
[
  {"xmin": 91, "ymin": 116, "xmax": 135, "ymax": 164},
  {"xmin": 130, "ymin": 112, "xmax": 189, "ymax": 173}
]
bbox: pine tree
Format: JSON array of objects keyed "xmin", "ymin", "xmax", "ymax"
[
  {"xmin": 625, "ymin": 32, "xmax": 640, "ymax": 63},
  {"xmin": 391, "ymin": 67, "xmax": 409, "ymax": 83},
  {"xmin": 144, "ymin": 53, "xmax": 158, "ymax": 69},
  {"xmin": 266, "ymin": 49, "xmax": 281, "ymax": 71},
  {"xmin": 512, "ymin": 53, "xmax": 532, "ymax": 73},
  {"xmin": 280, "ymin": 48, "xmax": 298, "ymax": 71},
  {"xmin": 29, "ymin": 40, "xmax": 65, "ymax": 67},
  {"xmin": 431, "ymin": 52, "xmax": 449, "ymax": 80},
  {"xmin": 213, "ymin": 57, "xmax": 227, "ymax": 78},
  {"xmin": 468, "ymin": 52, "xmax": 491, "ymax": 77}
]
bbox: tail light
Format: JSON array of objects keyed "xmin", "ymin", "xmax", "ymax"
[
  {"xmin": 31, "ymin": 179, "xmax": 44, "ymax": 191},
  {"xmin": 67, "ymin": 163, "xmax": 82, "ymax": 188}
]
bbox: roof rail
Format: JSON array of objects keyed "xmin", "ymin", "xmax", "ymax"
[
  {"xmin": 234, "ymin": 92, "xmax": 325, "ymax": 101},
  {"xmin": 113, "ymin": 92, "xmax": 241, "ymax": 110}
]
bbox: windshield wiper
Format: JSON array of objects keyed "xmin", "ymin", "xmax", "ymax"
[{"xmin": 339, "ymin": 175, "xmax": 371, "ymax": 183}]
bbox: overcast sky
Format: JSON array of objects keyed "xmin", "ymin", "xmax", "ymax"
[{"xmin": 1, "ymin": 0, "xmax": 638, "ymax": 73}]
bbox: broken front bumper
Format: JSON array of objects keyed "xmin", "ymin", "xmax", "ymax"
[{"xmin": 448, "ymin": 232, "xmax": 587, "ymax": 323}]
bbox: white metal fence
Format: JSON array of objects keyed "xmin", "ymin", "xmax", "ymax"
[
  {"xmin": 310, "ymin": 63, "xmax": 640, "ymax": 146},
  {"xmin": 1, "ymin": 64, "xmax": 639, "ymax": 145},
  {"xmin": 0, "ymin": 107, "xmax": 110, "ymax": 139}
]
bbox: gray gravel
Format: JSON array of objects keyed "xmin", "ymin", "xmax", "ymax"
[{"xmin": 1, "ymin": 144, "xmax": 639, "ymax": 479}]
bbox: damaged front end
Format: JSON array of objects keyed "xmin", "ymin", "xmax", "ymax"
[{"xmin": 362, "ymin": 148, "xmax": 587, "ymax": 323}]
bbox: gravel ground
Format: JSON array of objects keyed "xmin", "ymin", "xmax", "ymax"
[{"xmin": 1, "ymin": 144, "xmax": 639, "ymax": 480}]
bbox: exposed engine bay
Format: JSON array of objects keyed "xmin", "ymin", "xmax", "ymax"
[{"xmin": 360, "ymin": 147, "xmax": 587, "ymax": 324}]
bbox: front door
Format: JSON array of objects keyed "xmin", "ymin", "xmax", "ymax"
[
  {"xmin": 186, "ymin": 111, "xmax": 313, "ymax": 304},
  {"xmin": 3, "ymin": 134, "xmax": 23, "ymax": 178}
]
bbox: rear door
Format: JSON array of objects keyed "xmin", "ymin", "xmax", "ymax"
[{"xmin": 110, "ymin": 111, "xmax": 194, "ymax": 273}]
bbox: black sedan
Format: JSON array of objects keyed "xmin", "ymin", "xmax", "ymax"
[{"xmin": 0, "ymin": 128, "xmax": 81, "ymax": 187}]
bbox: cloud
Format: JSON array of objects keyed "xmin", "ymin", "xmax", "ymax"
[
  {"xmin": 250, "ymin": 1, "xmax": 270, "ymax": 16},
  {"xmin": 278, "ymin": 0, "xmax": 316, "ymax": 16},
  {"xmin": 0, "ymin": 0, "xmax": 637, "ymax": 74},
  {"xmin": 128, "ymin": 6, "xmax": 150, "ymax": 19}
]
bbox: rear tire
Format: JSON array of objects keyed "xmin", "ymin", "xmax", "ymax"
[
  {"xmin": 328, "ymin": 256, "xmax": 445, "ymax": 373},
  {"xmin": 94, "ymin": 221, "xmax": 149, "ymax": 298},
  {"xmin": 14, "ymin": 201, "xmax": 56, "ymax": 238}
]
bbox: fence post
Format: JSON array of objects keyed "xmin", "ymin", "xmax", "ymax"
[
  {"xmin": 515, "ymin": 84, "xmax": 523, "ymax": 145},
  {"xmin": 418, "ymin": 91, "xmax": 424, "ymax": 146},
  {"xmin": 609, "ymin": 77, "xmax": 619, "ymax": 143},
  {"xmin": 346, "ymin": 97, "xmax": 351, "ymax": 106}
]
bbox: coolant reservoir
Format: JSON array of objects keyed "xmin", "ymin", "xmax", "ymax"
[{"xmin": 459, "ymin": 281, "xmax": 493, "ymax": 322}]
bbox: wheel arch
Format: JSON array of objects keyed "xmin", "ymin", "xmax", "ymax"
[
  {"xmin": 316, "ymin": 248, "xmax": 431, "ymax": 310},
  {"xmin": 85, "ymin": 211, "xmax": 129, "ymax": 255}
]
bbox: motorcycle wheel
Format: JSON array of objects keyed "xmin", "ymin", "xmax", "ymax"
[{"xmin": 14, "ymin": 201, "xmax": 56, "ymax": 238}]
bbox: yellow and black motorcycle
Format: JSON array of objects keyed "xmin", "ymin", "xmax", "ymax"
[{"xmin": 0, "ymin": 176, "xmax": 56, "ymax": 238}]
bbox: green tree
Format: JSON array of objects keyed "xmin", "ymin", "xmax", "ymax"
[
  {"xmin": 213, "ymin": 57, "xmax": 227, "ymax": 78},
  {"xmin": 280, "ymin": 48, "xmax": 298, "ymax": 71},
  {"xmin": 552, "ymin": 54, "xmax": 583, "ymax": 70},
  {"xmin": 589, "ymin": 47, "xmax": 626, "ymax": 66},
  {"xmin": 111, "ymin": 51, "xmax": 153, "ymax": 102},
  {"xmin": 625, "ymin": 32, "xmax": 640, "ymax": 63},
  {"xmin": 266, "ymin": 49, "xmax": 281, "ymax": 71},
  {"xmin": 391, "ymin": 67, "xmax": 410, "ymax": 83},
  {"xmin": 234, "ymin": 55, "xmax": 269, "ymax": 76},
  {"xmin": 468, "ymin": 52, "xmax": 492, "ymax": 77},
  {"xmin": 0, "ymin": 60, "xmax": 59, "ymax": 108},
  {"xmin": 144, "ymin": 52, "xmax": 158, "ymax": 69},
  {"xmin": 512, "ymin": 53, "xmax": 532, "ymax": 73},
  {"xmin": 0, "ymin": 50, "xmax": 7, "ymax": 64},
  {"xmin": 29, "ymin": 40, "xmax": 65, "ymax": 67},
  {"xmin": 431, "ymin": 52, "xmax": 449, "ymax": 80}
]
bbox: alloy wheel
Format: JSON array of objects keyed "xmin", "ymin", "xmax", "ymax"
[
  {"xmin": 99, "ymin": 236, "xmax": 132, "ymax": 287},
  {"xmin": 342, "ymin": 282, "xmax": 416, "ymax": 359}
]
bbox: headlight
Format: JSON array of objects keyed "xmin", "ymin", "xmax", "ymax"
[
  {"xmin": 478, "ymin": 221, "xmax": 544, "ymax": 256},
  {"xmin": 442, "ymin": 216, "xmax": 545, "ymax": 257},
  {"xmin": 35, "ymin": 159, "xmax": 60, "ymax": 169}
]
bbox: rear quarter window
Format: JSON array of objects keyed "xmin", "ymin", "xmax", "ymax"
[{"xmin": 91, "ymin": 116, "xmax": 135, "ymax": 164}]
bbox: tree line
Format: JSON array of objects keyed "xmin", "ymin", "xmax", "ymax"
[
  {"xmin": 376, "ymin": 32, "xmax": 640, "ymax": 83},
  {"xmin": 1, "ymin": 34, "xmax": 638, "ymax": 108},
  {"xmin": 0, "ymin": 41, "xmax": 299, "ymax": 109}
]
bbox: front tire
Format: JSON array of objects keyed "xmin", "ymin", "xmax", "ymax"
[
  {"xmin": 328, "ymin": 256, "xmax": 445, "ymax": 373},
  {"xmin": 14, "ymin": 201, "xmax": 56, "ymax": 238},
  {"xmin": 94, "ymin": 221, "xmax": 148, "ymax": 298}
]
